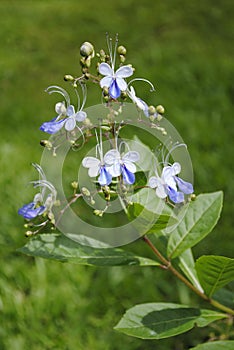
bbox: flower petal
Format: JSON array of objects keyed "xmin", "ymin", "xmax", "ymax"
[
  {"xmin": 156, "ymin": 184, "xmax": 168, "ymax": 199},
  {"xmin": 104, "ymin": 149, "xmax": 120, "ymax": 165},
  {"xmin": 108, "ymin": 162, "xmax": 121, "ymax": 177},
  {"xmin": 123, "ymin": 160, "xmax": 136, "ymax": 174},
  {"xmin": 18, "ymin": 202, "xmax": 46, "ymax": 219},
  {"xmin": 116, "ymin": 65, "xmax": 133, "ymax": 78},
  {"xmin": 100, "ymin": 76, "xmax": 113, "ymax": 88},
  {"xmin": 76, "ymin": 111, "xmax": 87, "ymax": 122},
  {"xmin": 109, "ymin": 80, "xmax": 121, "ymax": 99},
  {"xmin": 40, "ymin": 118, "xmax": 65, "ymax": 134},
  {"xmin": 98, "ymin": 166, "xmax": 112, "ymax": 186},
  {"xmin": 98, "ymin": 62, "xmax": 113, "ymax": 76},
  {"xmin": 171, "ymin": 162, "xmax": 181, "ymax": 175},
  {"xmin": 82, "ymin": 157, "xmax": 100, "ymax": 168},
  {"xmin": 175, "ymin": 177, "xmax": 194, "ymax": 194},
  {"xmin": 122, "ymin": 165, "xmax": 135, "ymax": 185},
  {"xmin": 55, "ymin": 101, "xmax": 66, "ymax": 115},
  {"xmin": 66, "ymin": 105, "xmax": 75, "ymax": 117},
  {"xmin": 116, "ymin": 77, "xmax": 127, "ymax": 91},
  {"xmin": 168, "ymin": 187, "xmax": 184, "ymax": 203},
  {"xmin": 148, "ymin": 176, "xmax": 160, "ymax": 189},
  {"xmin": 123, "ymin": 151, "xmax": 140, "ymax": 163},
  {"xmin": 65, "ymin": 117, "xmax": 76, "ymax": 131}
]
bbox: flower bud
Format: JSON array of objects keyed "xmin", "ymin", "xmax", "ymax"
[
  {"xmin": 117, "ymin": 45, "xmax": 127, "ymax": 55},
  {"xmin": 64, "ymin": 74, "xmax": 74, "ymax": 82},
  {"xmin": 190, "ymin": 194, "xmax": 196, "ymax": 201},
  {"xmin": 25, "ymin": 231, "xmax": 33, "ymax": 237},
  {"xmin": 119, "ymin": 54, "xmax": 126, "ymax": 63},
  {"xmin": 80, "ymin": 42, "xmax": 94, "ymax": 58},
  {"xmin": 90, "ymin": 198, "xmax": 95, "ymax": 205},
  {"xmin": 81, "ymin": 187, "xmax": 91, "ymax": 197},
  {"xmin": 71, "ymin": 181, "xmax": 78, "ymax": 189},
  {"xmin": 148, "ymin": 105, "xmax": 156, "ymax": 115},
  {"xmin": 93, "ymin": 209, "xmax": 103, "ymax": 217},
  {"xmin": 156, "ymin": 105, "xmax": 165, "ymax": 114},
  {"xmin": 40, "ymin": 140, "xmax": 52, "ymax": 150}
]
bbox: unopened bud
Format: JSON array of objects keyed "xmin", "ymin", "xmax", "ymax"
[
  {"xmin": 80, "ymin": 42, "xmax": 94, "ymax": 57},
  {"xmin": 71, "ymin": 181, "xmax": 78, "ymax": 189},
  {"xmin": 157, "ymin": 114, "xmax": 163, "ymax": 121},
  {"xmin": 93, "ymin": 209, "xmax": 103, "ymax": 217},
  {"xmin": 81, "ymin": 187, "xmax": 91, "ymax": 197},
  {"xmin": 64, "ymin": 74, "xmax": 74, "ymax": 82},
  {"xmin": 117, "ymin": 45, "xmax": 127, "ymax": 55},
  {"xmin": 190, "ymin": 193, "xmax": 196, "ymax": 201},
  {"xmin": 148, "ymin": 105, "xmax": 156, "ymax": 115},
  {"xmin": 90, "ymin": 198, "xmax": 95, "ymax": 205},
  {"xmin": 119, "ymin": 54, "xmax": 126, "ymax": 63},
  {"xmin": 40, "ymin": 140, "xmax": 52, "ymax": 149},
  {"xmin": 156, "ymin": 105, "xmax": 165, "ymax": 114},
  {"xmin": 25, "ymin": 231, "xmax": 33, "ymax": 237}
]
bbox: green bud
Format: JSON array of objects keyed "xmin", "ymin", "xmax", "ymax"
[
  {"xmin": 119, "ymin": 54, "xmax": 126, "ymax": 63},
  {"xmin": 190, "ymin": 193, "xmax": 196, "ymax": 201},
  {"xmin": 156, "ymin": 105, "xmax": 165, "ymax": 114},
  {"xmin": 81, "ymin": 187, "xmax": 91, "ymax": 197},
  {"xmin": 25, "ymin": 231, "xmax": 33, "ymax": 237},
  {"xmin": 90, "ymin": 198, "xmax": 95, "ymax": 205},
  {"xmin": 157, "ymin": 114, "xmax": 163, "ymax": 121},
  {"xmin": 117, "ymin": 45, "xmax": 127, "ymax": 55},
  {"xmin": 80, "ymin": 42, "xmax": 94, "ymax": 58},
  {"xmin": 101, "ymin": 125, "xmax": 111, "ymax": 131},
  {"xmin": 93, "ymin": 209, "xmax": 103, "ymax": 217},
  {"xmin": 148, "ymin": 105, "xmax": 156, "ymax": 115},
  {"xmin": 83, "ymin": 117, "xmax": 92, "ymax": 127},
  {"xmin": 162, "ymin": 130, "xmax": 167, "ymax": 136},
  {"xmin": 40, "ymin": 140, "xmax": 52, "ymax": 149},
  {"xmin": 64, "ymin": 74, "xmax": 74, "ymax": 82},
  {"xmin": 71, "ymin": 181, "xmax": 78, "ymax": 189}
]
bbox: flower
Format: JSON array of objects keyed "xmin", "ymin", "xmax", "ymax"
[
  {"xmin": 127, "ymin": 86, "xmax": 148, "ymax": 116},
  {"xmin": 99, "ymin": 62, "xmax": 133, "ymax": 99},
  {"xmin": 40, "ymin": 85, "xmax": 87, "ymax": 134},
  {"xmin": 82, "ymin": 156, "xmax": 112, "ymax": 186},
  {"xmin": 149, "ymin": 162, "xmax": 193, "ymax": 203},
  {"xmin": 104, "ymin": 147, "xmax": 140, "ymax": 185},
  {"xmin": 18, "ymin": 164, "xmax": 57, "ymax": 220}
]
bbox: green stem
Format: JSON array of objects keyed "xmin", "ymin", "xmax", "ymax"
[{"xmin": 143, "ymin": 236, "xmax": 234, "ymax": 316}]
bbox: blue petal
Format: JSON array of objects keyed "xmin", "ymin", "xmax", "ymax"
[
  {"xmin": 40, "ymin": 117, "xmax": 65, "ymax": 134},
  {"xmin": 175, "ymin": 177, "xmax": 194, "ymax": 194},
  {"xmin": 109, "ymin": 79, "xmax": 121, "ymax": 99},
  {"xmin": 98, "ymin": 167, "xmax": 112, "ymax": 186},
  {"xmin": 167, "ymin": 187, "xmax": 184, "ymax": 203},
  {"xmin": 18, "ymin": 202, "xmax": 46, "ymax": 219},
  {"xmin": 122, "ymin": 165, "xmax": 135, "ymax": 185}
]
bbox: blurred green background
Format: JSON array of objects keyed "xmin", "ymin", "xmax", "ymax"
[{"xmin": 0, "ymin": 0, "xmax": 233, "ymax": 349}]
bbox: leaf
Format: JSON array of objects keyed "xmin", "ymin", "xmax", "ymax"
[
  {"xmin": 167, "ymin": 192, "xmax": 223, "ymax": 259},
  {"xmin": 190, "ymin": 341, "xmax": 234, "ymax": 350},
  {"xmin": 114, "ymin": 302, "xmax": 226, "ymax": 339},
  {"xmin": 133, "ymin": 171, "xmax": 148, "ymax": 193},
  {"xmin": 18, "ymin": 233, "xmax": 160, "ymax": 267},
  {"xmin": 178, "ymin": 249, "xmax": 204, "ymax": 292},
  {"xmin": 195, "ymin": 256, "xmax": 234, "ymax": 297},
  {"xmin": 127, "ymin": 202, "xmax": 174, "ymax": 234}
]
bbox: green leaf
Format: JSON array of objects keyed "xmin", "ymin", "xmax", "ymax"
[
  {"xmin": 127, "ymin": 202, "xmax": 174, "ymax": 234},
  {"xmin": 195, "ymin": 256, "xmax": 234, "ymax": 297},
  {"xmin": 133, "ymin": 171, "xmax": 148, "ymax": 193},
  {"xmin": 190, "ymin": 341, "xmax": 234, "ymax": 350},
  {"xmin": 178, "ymin": 249, "xmax": 204, "ymax": 292},
  {"xmin": 18, "ymin": 233, "xmax": 160, "ymax": 267},
  {"xmin": 114, "ymin": 302, "xmax": 226, "ymax": 339},
  {"xmin": 167, "ymin": 192, "xmax": 223, "ymax": 259}
]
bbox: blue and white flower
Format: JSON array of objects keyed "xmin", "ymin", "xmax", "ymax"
[
  {"xmin": 104, "ymin": 145, "xmax": 140, "ymax": 185},
  {"xmin": 127, "ymin": 86, "xmax": 148, "ymax": 115},
  {"xmin": 18, "ymin": 164, "xmax": 57, "ymax": 220},
  {"xmin": 40, "ymin": 85, "xmax": 87, "ymax": 134},
  {"xmin": 149, "ymin": 162, "xmax": 193, "ymax": 203},
  {"xmin": 99, "ymin": 62, "xmax": 133, "ymax": 99},
  {"xmin": 82, "ymin": 129, "xmax": 112, "ymax": 186}
]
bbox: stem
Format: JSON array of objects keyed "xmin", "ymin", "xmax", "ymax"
[{"xmin": 143, "ymin": 235, "xmax": 234, "ymax": 316}]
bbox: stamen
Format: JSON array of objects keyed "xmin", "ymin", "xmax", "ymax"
[
  {"xmin": 112, "ymin": 33, "xmax": 119, "ymax": 68},
  {"xmin": 45, "ymin": 85, "xmax": 71, "ymax": 106},
  {"xmin": 128, "ymin": 78, "xmax": 156, "ymax": 92},
  {"xmin": 165, "ymin": 142, "xmax": 187, "ymax": 164}
]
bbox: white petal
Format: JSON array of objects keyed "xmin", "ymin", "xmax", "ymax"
[
  {"xmin": 98, "ymin": 62, "xmax": 113, "ymax": 76},
  {"xmin": 108, "ymin": 162, "xmax": 121, "ymax": 177},
  {"xmin": 88, "ymin": 165, "xmax": 100, "ymax": 177},
  {"xmin": 156, "ymin": 185, "xmax": 168, "ymax": 199},
  {"xmin": 148, "ymin": 176, "xmax": 160, "ymax": 188},
  {"xmin": 65, "ymin": 117, "xmax": 76, "ymax": 131},
  {"xmin": 116, "ymin": 65, "xmax": 133, "ymax": 78},
  {"xmin": 166, "ymin": 176, "xmax": 177, "ymax": 191},
  {"xmin": 76, "ymin": 111, "xmax": 87, "ymax": 122},
  {"xmin": 33, "ymin": 193, "xmax": 43, "ymax": 204},
  {"xmin": 104, "ymin": 149, "xmax": 120, "ymax": 165},
  {"xmin": 55, "ymin": 102, "xmax": 66, "ymax": 115},
  {"xmin": 100, "ymin": 76, "xmax": 113, "ymax": 88},
  {"xmin": 123, "ymin": 151, "xmax": 140, "ymax": 163},
  {"xmin": 162, "ymin": 166, "xmax": 174, "ymax": 182},
  {"xmin": 66, "ymin": 105, "xmax": 75, "ymax": 117},
  {"xmin": 171, "ymin": 162, "xmax": 181, "ymax": 175},
  {"xmin": 116, "ymin": 77, "xmax": 127, "ymax": 91},
  {"xmin": 82, "ymin": 157, "xmax": 100, "ymax": 169}
]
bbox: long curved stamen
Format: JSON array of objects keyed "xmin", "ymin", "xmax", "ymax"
[
  {"xmin": 32, "ymin": 163, "xmax": 46, "ymax": 180},
  {"xmin": 80, "ymin": 83, "xmax": 87, "ymax": 111},
  {"xmin": 119, "ymin": 140, "xmax": 130, "ymax": 154},
  {"xmin": 127, "ymin": 78, "xmax": 156, "ymax": 92},
  {"xmin": 112, "ymin": 33, "xmax": 119, "ymax": 68},
  {"xmin": 165, "ymin": 142, "xmax": 187, "ymax": 164},
  {"xmin": 31, "ymin": 180, "xmax": 57, "ymax": 200},
  {"xmin": 45, "ymin": 85, "xmax": 71, "ymax": 107},
  {"xmin": 74, "ymin": 87, "xmax": 81, "ymax": 111}
]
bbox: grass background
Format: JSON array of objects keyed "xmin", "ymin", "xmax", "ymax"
[{"xmin": 0, "ymin": 0, "xmax": 233, "ymax": 349}]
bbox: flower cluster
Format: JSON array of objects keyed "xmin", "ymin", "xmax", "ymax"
[{"xmin": 18, "ymin": 34, "xmax": 194, "ymax": 235}]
